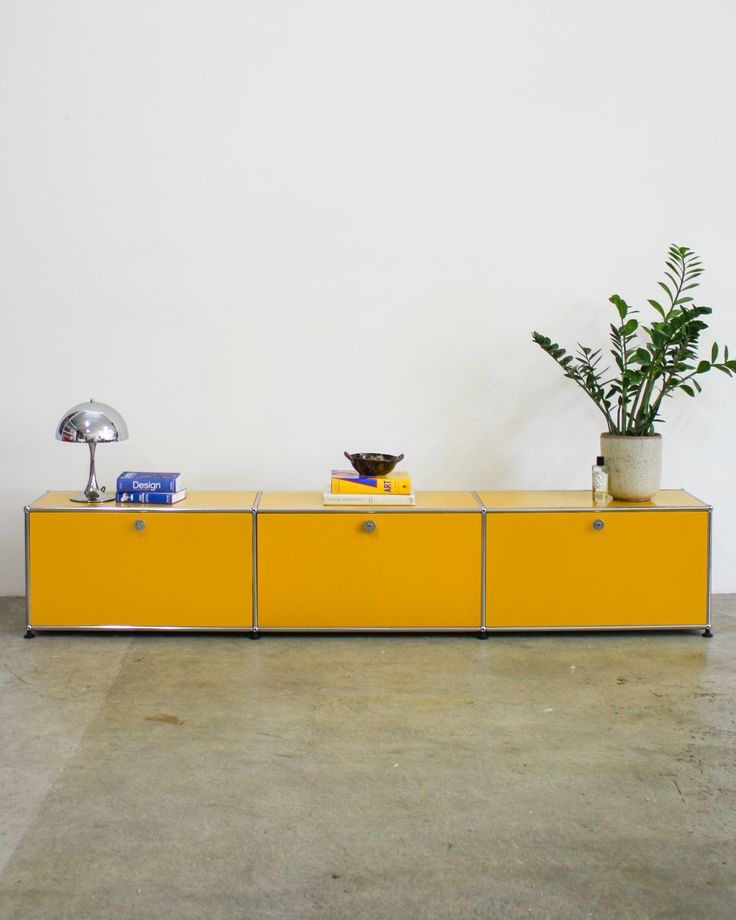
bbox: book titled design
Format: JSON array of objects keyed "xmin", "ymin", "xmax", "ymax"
[
  {"xmin": 322, "ymin": 491, "xmax": 415, "ymax": 506},
  {"xmin": 330, "ymin": 470, "xmax": 411, "ymax": 494},
  {"xmin": 116, "ymin": 472, "xmax": 184, "ymax": 493},
  {"xmin": 116, "ymin": 490, "xmax": 188, "ymax": 505}
]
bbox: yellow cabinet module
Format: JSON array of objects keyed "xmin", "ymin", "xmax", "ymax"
[
  {"xmin": 26, "ymin": 492, "xmax": 256, "ymax": 632},
  {"xmin": 478, "ymin": 490, "xmax": 711, "ymax": 632},
  {"xmin": 255, "ymin": 492, "xmax": 482, "ymax": 631}
]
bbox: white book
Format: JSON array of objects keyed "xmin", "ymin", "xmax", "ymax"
[{"xmin": 322, "ymin": 491, "xmax": 416, "ymax": 506}]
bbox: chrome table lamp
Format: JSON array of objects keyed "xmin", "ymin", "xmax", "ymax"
[{"xmin": 56, "ymin": 399, "xmax": 128, "ymax": 502}]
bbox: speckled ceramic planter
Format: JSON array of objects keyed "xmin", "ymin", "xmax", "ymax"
[{"xmin": 600, "ymin": 433, "xmax": 662, "ymax": 502}]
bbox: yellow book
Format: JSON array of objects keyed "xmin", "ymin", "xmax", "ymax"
[{"xmin": 330, "ymin": 470, "xmax": 412, "ymax": 494}]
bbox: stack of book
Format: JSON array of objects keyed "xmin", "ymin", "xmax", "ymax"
[
  {"xmin": 323, "ymin": 469, "xmax": 415, "ymax": 505},
  {"xmin": 116, "ymin": 472, "xmax": 187, "ymax": 505}
]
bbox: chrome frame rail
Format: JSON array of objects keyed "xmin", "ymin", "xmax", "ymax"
[
  {"xmin": 488, "ymin": 624, "xmax": 709, "ymax": 633},
  {"xmin": 29, "ymin": 625, "xmax": 254, "ymax": 633},
  {"xmin": 251, "ymin": 492, "xmax": 262, "ymax": 636},
  {"xmin": 257, "ymin": 507, "xmax": 479, "ymax": 514},
  {"xmin": 254, "ymin": 627, "xmax": 479, "ymax": 634},
  {"xmin": 24, "ymin": 505, "xmax": 32, "ymax": 636},
  {"xmin": 706, "ymin": 505, "xmax": 713, "ymax": 634},
  {"xmin": 471, "ymin": 492, "xmax": 487, "ymax": 636}
]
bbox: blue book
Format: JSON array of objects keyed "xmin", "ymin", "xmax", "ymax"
[
  {"xmin": 116, "ymin": 490, "xmax": 187, "ymax": 505},
  {"xmin": 116, "ymin": 472, "xmax": 184, "ymax": 493}
]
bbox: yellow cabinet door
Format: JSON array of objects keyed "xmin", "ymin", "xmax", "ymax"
[
  {"xmin": 486, "ymin": 510, "xmax": 709, "ymax": 629},
  {"xmin": 257, "ymin": 512, "xmax": 481, "ymax": 630},
  {"xmin": 29, "ymin": 511, "xmax": 252, "ymax": 629}
]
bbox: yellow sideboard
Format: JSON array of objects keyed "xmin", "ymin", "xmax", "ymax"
[{"xmin": 24, "ymin": 489, "xmax": 711, "ymax": 637}]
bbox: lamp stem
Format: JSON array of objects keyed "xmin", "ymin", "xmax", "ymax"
[{"xmin": 85, "ymin": 441, "xmax": 101, "ymax": 499}]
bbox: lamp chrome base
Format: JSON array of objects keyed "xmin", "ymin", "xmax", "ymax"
[
  {"xmin": 69, "ymin": 490, "xmax": 115, "ymax": 503},
  {"xmin": 69, "ymin": 441, "xmax": 116, "ymax": 502}
]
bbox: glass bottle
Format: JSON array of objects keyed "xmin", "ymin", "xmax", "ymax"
[{"xmin": 592, "ymin": 455, "xmax": 610, "ymax": 504}]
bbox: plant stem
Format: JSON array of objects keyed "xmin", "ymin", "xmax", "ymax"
[
  {"xmin": 620, "ymin": 329, "xmax": 629, "ymax": 432},
  {"xmin": 633, "ymin": 254, "xmax": 688, "ymax": 432},
  {"xmin": 646, "ymin": 341, "xmax": 692, "ymax": 425},
  {"xmin": 570, "ymin": 371, "xmax": 616, "ymax": 430}
]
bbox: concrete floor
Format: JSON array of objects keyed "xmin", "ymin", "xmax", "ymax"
[{"xmin": 0, "ymin": 598, "xmax": 735, "ymax": 920}]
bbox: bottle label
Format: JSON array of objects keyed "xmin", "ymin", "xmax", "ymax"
[{"xmin": 593, "ymin": 471, "xmax": 606, "ymax": 490}]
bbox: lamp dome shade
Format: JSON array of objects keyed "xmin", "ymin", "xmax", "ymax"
[{"xmin": 56, "ymin": 399, "xmax": 129, "ymax": 444}]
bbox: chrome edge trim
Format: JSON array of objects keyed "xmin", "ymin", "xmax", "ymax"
[
  {"xmin": 257, "ymin": 507, "xmax": 480, "ymax": 514},
  {"xmin": 707, "ymin": 506, "xmax": 713, "ymax": 629},
  {"xmin": 28, "ymin": 623, "xmax": 705, "ymax": 633},
  {"xmin": 29, "ymin": 625, "xmax": 252, "ymax": 632},
  {"xmin": 484, "ymin": 506, "xmax": 708, "ymax": 514},
  {"xmin": 486, "ymin": 624, "xmax": 708, "ymax": 632},
  {"xmin": 28, "ymin": 506, "xmax": 254, "ymax": 513},
  {"xmin": 480, "ymin": 507, "xmax": 487, "ymax": 632},
  {"xmin": 24, "ymin": 506, "xmax": 31, "ymax": 631},
  {"xmin": 251, "ymin": 627, "xmax": 479, "ymax": 633},
  {"xmin": 252, "ymin": 492, "xmax": 262, "ymax": 632},
  {"xmin": 472, "ymin": 492, "xmax": 486, "ymax": 632}
]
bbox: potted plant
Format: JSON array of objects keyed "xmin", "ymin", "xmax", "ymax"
[{"xmin": 532, "ymin": 245, "xmax": 736, "ymax": 500}]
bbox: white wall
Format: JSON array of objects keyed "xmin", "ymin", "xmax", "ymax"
[{"xmin": 1, "ymin": 0, "xmax": 735, "ymax": 593}]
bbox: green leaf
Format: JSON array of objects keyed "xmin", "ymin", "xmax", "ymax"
[
  {"xmin": 680, "ymin": 385, "xmax": 696, "ymax": 397},
  {"xmin": 726, "ymin": 360, "xmax": 736, "ymax": 372},
  {"xmin": 650, "ymin": 331, "xmax": 665, "ymax": 349},
  {"xmin": 696, "ymin": 360, "xmax": 711, "ymax": 373},
  {"xmin": 711, "ymin": 342, "xmax": 718, "ymax": 362},
  {"xmin": 658, "ymin": 281, "xmax": 673, "ymax": 300},
  {"xmin": 647, "ymin": 299, "xmax": 665, "ymax": 317},
  {"xmin": 610, "ymin": 295, "xmax": 628, "ymax": 320},
  {"xmin": 623, "ymin": 319, "xmax": 638, "ymax": 335}
]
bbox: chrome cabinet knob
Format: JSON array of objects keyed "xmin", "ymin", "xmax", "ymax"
[
  {"xmin": 362, "ymin": 520, "xmax": 376, "ymax": 533},
  {"xmin": 592, "ymin": 519, "xmax": 604, "ymax": 531},
  {"xmin": 134, "ymin": 519, "xmax": 146, "ymax": 531}
]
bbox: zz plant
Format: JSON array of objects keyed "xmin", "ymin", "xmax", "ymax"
[{"xmin": 532, "ymin": 245, "xmax": 736, "ymax": 435}]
